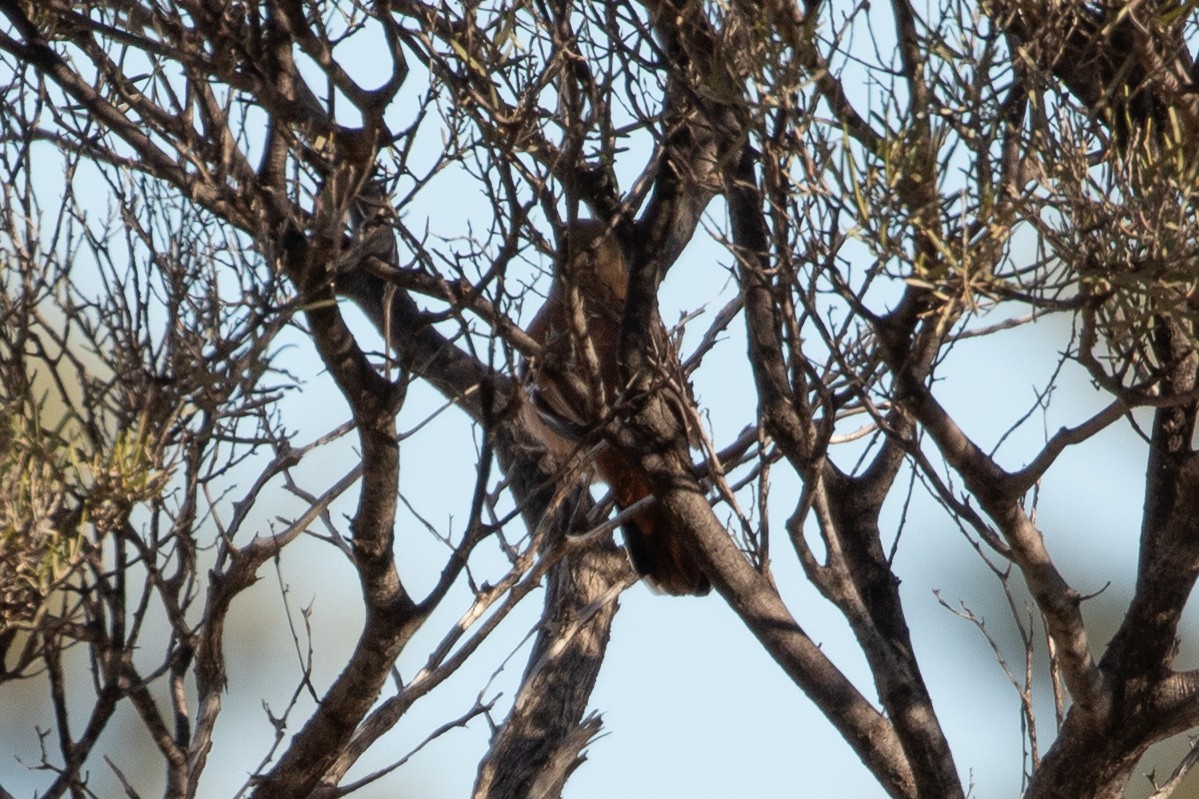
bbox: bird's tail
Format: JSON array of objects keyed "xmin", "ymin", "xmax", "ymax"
[{"xmin": 597, "ymin": 448, "xmax": 711, "ymax": 596}]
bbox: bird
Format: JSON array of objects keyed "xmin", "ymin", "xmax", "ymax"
[{"xmin": 523, "ymin": 219, "xmax": 711, "ymax": 596}]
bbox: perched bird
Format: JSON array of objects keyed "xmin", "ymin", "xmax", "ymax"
[{"xmin": 524, "ymin": 219, "xmax": 710, "ymax": 596}]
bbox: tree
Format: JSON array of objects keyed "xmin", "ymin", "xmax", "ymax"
[{"xmin": 2, "ymin": 1, "xmax": 1199, "ymax": 797}]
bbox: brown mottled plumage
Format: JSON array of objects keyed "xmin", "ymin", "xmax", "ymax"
[{"xmin": 524, "ymin": 220, "xmax": 710, "ymax": 596}]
